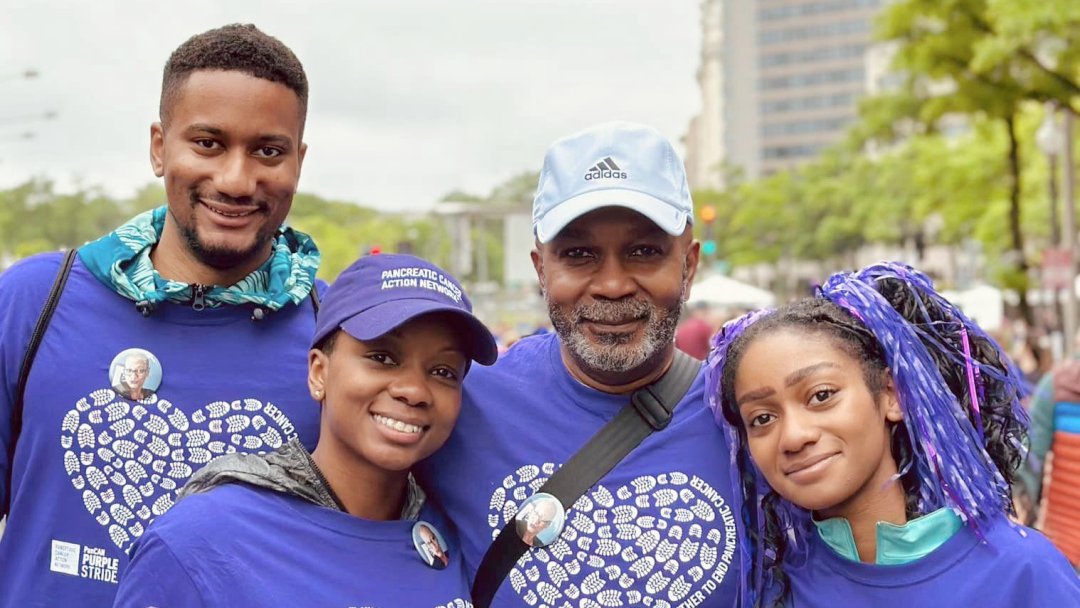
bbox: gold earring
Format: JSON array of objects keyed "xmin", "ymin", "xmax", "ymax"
[{"xmin": 314, "ymin": 389, "xmax": 323, "ymax": 399}]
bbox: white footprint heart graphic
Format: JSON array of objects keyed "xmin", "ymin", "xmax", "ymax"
[
  {"xmin": 488, "ymin": 464, "xmax": 737, "ymax": 608},
  {"xmin": 60, "ymin": 388, "xmax": 295, "ymax": 553}
]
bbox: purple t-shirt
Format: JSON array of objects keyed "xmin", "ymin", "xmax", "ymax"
[
  {"xmin": 115, "ymin": 484, "xmax": 472, "ymax": 608},
  {"xmin": 417, "ymin": 332, "xmax": 741, "ymax": 607},
  {"xmin": 0, "ymin": 252, "xmax": 320, "ymax": 608},
  {"xmin": 785, "ymin": 516, "xmax": 1080, "ymax": 607}
]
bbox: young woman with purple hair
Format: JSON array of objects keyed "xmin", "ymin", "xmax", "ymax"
[{"xmin": 707, "ymin": 262, "xmax": 1079, "ymax": 607}]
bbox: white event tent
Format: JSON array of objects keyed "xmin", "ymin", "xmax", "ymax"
[{"xmin": 687, "ymin": 274, "xmax": 776, "ymax": 309}]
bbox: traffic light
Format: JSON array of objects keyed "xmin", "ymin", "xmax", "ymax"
[{"xmin": 699, "ymin": 206, "xmax": 717, "ymax": 260}]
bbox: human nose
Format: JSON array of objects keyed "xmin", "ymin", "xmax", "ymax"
[
  {"xmin": 387, "ymin": 364, "xmax": 433, "ymax": 408},
  {"xmin": 589, "ymin": 255, "xmax": 636, "ymax": 300},
  {"xmin": 778, "ymin": 409, "xmax": 820, "ymax": 454},
  {"xmin": 214, "ymin": 150, "xmax": 258, "ymax": 199}
]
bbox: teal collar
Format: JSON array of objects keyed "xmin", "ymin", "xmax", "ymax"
[
  {"xmin": 813, "ymin": 507, "xmax": 963, "ymax": 565},
  {"xmin": 78, "ymin": 206, "xmax": 319, "ymax": 314}
]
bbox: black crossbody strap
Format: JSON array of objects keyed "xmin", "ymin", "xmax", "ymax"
[
  {"xmin": 4, "ymin": 248, "xmax": 77, "ymax": 514},
  {"xmin": 471, "ymin": 350, "xmax": 701, "ymax": 608}
]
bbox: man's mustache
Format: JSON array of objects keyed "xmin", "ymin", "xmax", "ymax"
[
  {"xmin": 572, "ymin": 299, "xmax": 651, "ymax": 324},
  {"xmin": 188, "ymin": 190, "xmax": 267, "ymax": 210}
]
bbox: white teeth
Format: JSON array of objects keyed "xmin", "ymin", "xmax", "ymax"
[
  {"xmin": 373, "ymin": 414, "xmax": 422, "ymax": 434},
  {"xmin": 206, "ymin": 204, "xmax": 255, "ymax": 218}
]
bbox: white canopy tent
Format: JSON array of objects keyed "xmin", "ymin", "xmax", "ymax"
[
  {"xmin": 940, "ymin": 285, "xmax": 1005, "ymax": 332},
  {"xmin": 687, "ymin": 274, "xmax": 776, "ymax": 309}
]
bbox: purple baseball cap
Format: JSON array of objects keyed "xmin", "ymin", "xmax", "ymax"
[{"xmin": 312, "ymin": 254, "xmax": 498, "ymax": 365}]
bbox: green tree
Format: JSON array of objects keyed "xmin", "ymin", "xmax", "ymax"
[
  {"xmin": 862, "ymin": 0, "xmax": 1080, "ymax": 360},
  {"xmin": 287, "ymin": 192, "xmax": 445, "ymax": 282},
  {"xmin": 0, "ymin": 179, "xmax": 132, "ymax": 259},
  {"xmin": 128, "ymin": 184, "xmax": 167, "ymax": 214},
  {"xmin": 0, "ymin": 182, "xmax": 448, "ymax": 284}
]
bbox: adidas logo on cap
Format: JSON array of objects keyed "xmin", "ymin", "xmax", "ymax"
[{"xmin": 583, "ymin": 157, "xmax": 627, "ymax": 181}]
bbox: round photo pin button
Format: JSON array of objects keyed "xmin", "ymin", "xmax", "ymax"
[
  {"xmin": 108, "ymin": 348, "xmax": 162, "ymax": 402},
  {"xmin": 514, "ymin": 492, "xmax": 565, "ymax": 548},
  {"xmin": 412, "ymin": 521, "xmax": 450, "ymax": 570}
]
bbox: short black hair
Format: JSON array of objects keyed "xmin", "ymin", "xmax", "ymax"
[
  {"xmin": 313, "ymin": 329, "xmax": 339, "ymax": 355},
  {"xmin": 159, "ymin": 23, "xmax": 308, "ymax": 130}
]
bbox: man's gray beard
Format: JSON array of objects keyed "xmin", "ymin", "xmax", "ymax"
[{"xmin": 548, "ymin": 296, "xmax": 682, "ymax": 375}]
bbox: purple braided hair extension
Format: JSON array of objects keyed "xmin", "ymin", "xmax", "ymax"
[
  {"xmin": 705, "ymin": 309, "xmax": 772, "ymax": 606},
  {"xmin": 960, "ymin": 327, "xmax": 985, "ymax": 441},
  {"xmin": 850, "ymin": 262, "xmax": 1030, "ymax": 445},
  {"xmin": 707, "ymin": 310, "xmax": 816, "ymax": 606},
  {"xmin": 706, "ymin": 309, "xmax": 773, "ymax": 427},
  {"xmin": 818, "ymin": 262, "xmax": 1021, "ymax": 529}
]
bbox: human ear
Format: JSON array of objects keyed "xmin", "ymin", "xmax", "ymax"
[
  {"xmin": 531, "ymin": 246, "xmax": 546, "ymax": 294},
  {"xmin": 308, "ymin": 348, "xmax": 328, "ymax": 402},
  {"xmin": 150, "ymin": 122, "xmax": 165, "ymax": 178},
  {"xmin": 882, "ymin": 376, "xmax": 903, "ymax": 422},
  {"xmin": 297, "ymin": 141, "xmax": 308, "ymax": 177},
  {"xmin": 682, "ymin": 238, "xmax": 701, "ymax": 299}
]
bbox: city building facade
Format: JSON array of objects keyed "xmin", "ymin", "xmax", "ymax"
[{"xmin": 685, "ymin": 0, "xmax": 885, "ymax": 188}]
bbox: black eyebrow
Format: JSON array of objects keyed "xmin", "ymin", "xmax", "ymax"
[
  {"xmin": 184, "ymin": 124, "xmax": 224, "ymax": 136},
  {"xmin": 735, "ymin": 362, "xmax": 841, "ymax": 407},
  {"xmin": 783, "ymin": 362, "xmax": 840, "ymax": 389},
  {"xmin": 736, "ymin": 386, "xmax": 775, "ymax": 407}
]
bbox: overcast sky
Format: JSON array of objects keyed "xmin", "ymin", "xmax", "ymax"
[{"xmin": 1, "ymin": 0, "xmax": 702, "ymax": 212}]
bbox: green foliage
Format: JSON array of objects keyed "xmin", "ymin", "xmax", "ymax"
[
  {"xmin": 0, "ymin": 181, "xmax": 445, "ymax": 283},
  {"xmin": 0, "ymin": 167, "xmax": 541, "ymax": 286},
  {"xmin": 870, "ymin": 0, "xmax": 1080, "ymax": 336},
  {"xmin": 691, "ymin": 108, "xmax": 1069, "ymax": 282},
  {"xmin": 487, "ymin": 172, "xmax": 539, "ymax": 207},
  {"xmin": 694, "ymin": 0, "xmax": 1079, "ymax": 315},
  {"xmin": 0, "ymin": 179, "xmax": 137, "ymax": 257}
]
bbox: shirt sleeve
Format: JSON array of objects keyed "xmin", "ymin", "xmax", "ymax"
[
  {"xmin": 0, "ymin": 254, "xmax": 60, "ymax": 516},
  {"xmin": 1009, "ymin": 531, "xmax": 1080, "ymax": 606},
  {"xmin": 113, "ymin": 530, "xmax": 208, "ymax": 608}
]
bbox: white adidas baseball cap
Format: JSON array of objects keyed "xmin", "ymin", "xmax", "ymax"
[{"xmin": 532, "ymin": 121, "xmax": 693, "ymax": 243}]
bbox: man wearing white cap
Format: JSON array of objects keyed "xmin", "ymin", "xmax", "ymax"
[{"xmin": 417, "ymin": 122, "xmax": 741, "ymax": 607}]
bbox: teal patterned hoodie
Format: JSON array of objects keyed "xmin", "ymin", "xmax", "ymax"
[{"xmin": 78, "ymin": 206, "xmax": 320, "ymax": 316}]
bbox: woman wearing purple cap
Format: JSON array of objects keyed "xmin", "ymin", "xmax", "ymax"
[{"xmin": 115, "ymin": 254, "xmax": 497, "ymax": 608}]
